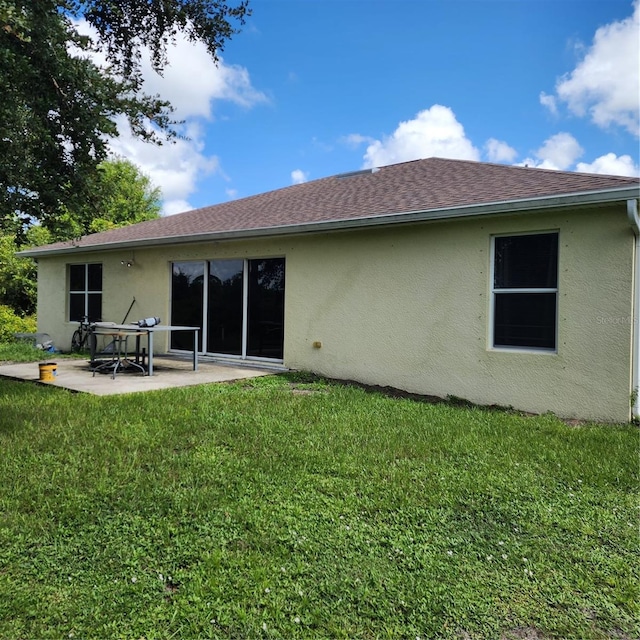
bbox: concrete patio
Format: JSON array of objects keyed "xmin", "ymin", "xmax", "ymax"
[{"xmin": 0, "ymin": 355, "xmax": 278, "ymax": 396}]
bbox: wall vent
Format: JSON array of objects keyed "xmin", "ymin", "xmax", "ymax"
[{"xmin": 336, "ymin": 167, "xmax": 380, "ymax": 179}]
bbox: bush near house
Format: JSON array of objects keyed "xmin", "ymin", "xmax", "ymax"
[{"xmin": 0, "ymin": 304, "xmax": 36, "ymax": 342}]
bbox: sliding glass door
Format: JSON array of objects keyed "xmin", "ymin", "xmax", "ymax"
[
  {"xmin": 247, "ymin": 258, "xmax": 286, "ymax": 359},
  {"xmin": 171, "ymin": 257, "xmax": 285, "ymax": 361},
  {"xmin": 170, "ymin": 262, "xmax": 204, "ymax": 351},
  {"xmin": 207, "ymin": 259, "xmax": 243, "ymax": 355}
]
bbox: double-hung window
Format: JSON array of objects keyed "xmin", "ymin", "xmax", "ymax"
[
  {"xmin": 492, "ymin": 232, "xmax": 558, "ymax": 351},
  {"xmin": 69, "ymin": 263, "xmax": 102, "ymax": 322}
]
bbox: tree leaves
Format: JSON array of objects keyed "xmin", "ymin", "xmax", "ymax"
[
  {"xmin": 0, "ymin": 158, "xmax": 160, "ymax": 314},
  {"xmin": 0, "ymin": 0, "xmax": 249, "ymax": 229}
]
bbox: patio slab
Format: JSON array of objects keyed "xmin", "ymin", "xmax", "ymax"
[{"xmin": 0, "ymin": 356, "xmax": 278, "ymax": 396}]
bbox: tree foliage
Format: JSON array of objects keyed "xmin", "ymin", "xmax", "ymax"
[
  {"xmin": 53, "ymin": 157, "xmax": 162, "ymax": 238},
  {"xmin": 0, "ymin": 158, "xmax": 161, "ymax": 315},
  {"xmin": 0, "ymin": 222, "xmax": 51, "ymax": 315},
  {"xmin": 0, "ymin": 0, "xmax": 249, "ymax": 231}
]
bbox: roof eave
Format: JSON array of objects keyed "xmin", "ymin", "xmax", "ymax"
[{"xmin": 19, "ymin": 186, "xmax": 640, "ymax": 258}]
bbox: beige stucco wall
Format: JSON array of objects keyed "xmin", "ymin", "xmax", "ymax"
[
  {"xmin": 36, "ymin": 236, "xmax": 290, "ymax": 354},
  {"xmin": 35, "ymin": 203, "xmax": 634, "ymax": 421},
  {"xmin": 285, "ymin": 205, "xmax": 634, "ymax": 422}
]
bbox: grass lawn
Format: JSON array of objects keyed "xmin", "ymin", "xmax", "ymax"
[
  {"xmin": 0, "ymin": 369, "xmax": 637, "ymax": 639},
  {"xmin": 0, "ymin": 340, "xmax": 59, "ymax": 363}
]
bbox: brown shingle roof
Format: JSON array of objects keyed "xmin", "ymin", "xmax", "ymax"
[{"xmin": 23, "ymin": 157, "xmax": 640, "ymax": 255}]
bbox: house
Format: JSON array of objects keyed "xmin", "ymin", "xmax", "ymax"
[{"xmin": 20, "ymin": 157, "xmax": 640, "ymax": 422}]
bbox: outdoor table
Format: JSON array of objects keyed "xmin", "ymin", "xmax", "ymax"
[
  {"xmin": 92, "ymin": 323, "xmax": 199, "ymax": 376},
  {"xmin": 91, "ymin": 330, "xmax": 147, "ymax": 379}
]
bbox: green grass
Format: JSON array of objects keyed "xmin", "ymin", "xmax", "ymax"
[
  {"xmin": 0, "ymin": 370, "xmax": 637, "ymax": 639},
  {"xmin": 0, "ymin": 339, "xmax": 89, "ymax": 363},
  {"xmin": 0, "ymin": 340, "xmax": 57, "ymax": 362}
]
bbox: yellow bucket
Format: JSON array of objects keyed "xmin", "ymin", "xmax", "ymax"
[{"xmin": 38, "ymin": 362, "xmax": 57, "ymax": 382}]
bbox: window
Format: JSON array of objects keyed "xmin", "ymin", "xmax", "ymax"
[
  {"xmin": 69, "ymin": 263, "xmax": 102, "ymax": 321},
  {"xmin": 492, "ymin": 232, "xmax": 558, "ymax": 350}
]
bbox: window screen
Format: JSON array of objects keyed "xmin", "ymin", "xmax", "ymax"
[{"xmin": 493, "ymin": 233, "xmax": 558, "ymax": 350}]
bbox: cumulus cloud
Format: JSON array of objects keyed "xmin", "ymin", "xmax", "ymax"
[
  {"xmin": 549, "ymin": 1, "xmax": 640, "ymax": 136},
  {"xmin": 536, "ymin": 132, "xmax": 584, "ymax": 169},
  {"xmin": 518, "ymin": 133, "xmax": 637, "ymax": 176},
  {"xmin": 520, "ymin": 132, "xmax": 584, "ymax": 170},
  {"xmin": 576, "ymin": 153, "xmax": 640, "ymax": 177},
  {"xmin": 341, "ymin": 133, "xmax": 374, "ymax": 148},
  {"xmin": 291, "ymin": 169, "xmax": 309, "ymax": 184},
  {"xmin": 108, "ymin": 118, "xmax": 223, "ymax": 216},
  {"xmin": 356, "ymin": 102, "xmax": 635, "ymax": 179},
  {"xmin": 361, "ymin": 105, "xmax": 480, "ymax": 168},
  {"xmin": 485, "ymin": 138, "xmax": 518, "ymax": 163},
  {"xmin": 539, "ymin": 91, "xmax": 558, "ymax": 116},
  {"xmin": 162, "ymin": 199, "xmax": 193, "ymax": 217},
  {"xmin": 75, "ymin": 20, "xmax": 266, "ymax": 214},
  {"xmin": 138, "ymin": 34, "xmax": 267, "ymax": 121}
]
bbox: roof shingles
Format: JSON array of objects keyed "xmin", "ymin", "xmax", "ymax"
[{"xmin": 27, "ymin": 158, "xmax": 640, "ymax": 253}]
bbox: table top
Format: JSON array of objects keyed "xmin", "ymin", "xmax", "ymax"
[
  {"xmin": 93, "ymin": 323, "xmax": 199, "ymax": 332},
  {"xmin": 93, "ymin": 329, "xmax": 148, "ymax": 337}
]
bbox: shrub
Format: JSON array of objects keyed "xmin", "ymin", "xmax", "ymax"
[
  {"xmin": 0, "ymin": 305, "xmax": 37, "ymax": 342},
  {"xmin": 0, "ymin": 233, "xmax": 38, "ymax": 315}
]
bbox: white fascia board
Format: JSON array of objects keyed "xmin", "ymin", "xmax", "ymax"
[{"xmin": 18, "ymin": 186, "xmax": 640, "ymax": 258}]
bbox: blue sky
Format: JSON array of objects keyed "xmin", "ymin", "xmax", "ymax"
[{"xmin": 98, "ymin": 0, "xmax": 639, "ymax": 215}]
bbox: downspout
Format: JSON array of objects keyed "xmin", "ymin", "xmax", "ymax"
[{"xmin": 626, "ymin": 198, "xmax": 640, "ymax": 420}]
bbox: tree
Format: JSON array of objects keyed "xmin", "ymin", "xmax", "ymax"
[
  {"xmin": 1, "ymin": 158, "xmax": 161, "ymax": 315},
  {"xmin": 61, "ymin": 157, "xmax": 162, "ymax": 237},
  {"xmin": 0, "ymin": 225, "xmax": 48, "ymax": 316},
  {"xmin": 0, "ymin": 0, "xmax": 249, "ymax": 231}
]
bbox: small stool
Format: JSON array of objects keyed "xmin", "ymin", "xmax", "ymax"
[{"xmin": 92, "ymin": 331, "xmax": 146, "ymax": 379}]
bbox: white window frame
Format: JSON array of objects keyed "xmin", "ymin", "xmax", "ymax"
[{"xmin": 489, "ymin": 230, "xmax": 559, "ymax": 354}]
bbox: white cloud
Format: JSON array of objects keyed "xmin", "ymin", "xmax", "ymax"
[
  {"xmin": 162, "ymin": 199, "xmax": 193, "ymax": 217},
  {"xmin": 74, "ymin": 19, "xmax": 266, "ymax": 215},
  {"xmin": 361, "ymin": 105, "xmax": 480, "ymax": 168},
  {"xmin": 109, "ymin": 117, "xmax": 221, "ymax": 215},
  {"xmin": 485, "ymin": 138, "xmax": 518, "ymax": 163},
  {"xmin": 520, "ymin": 132, "xmax": 584, "ymax": 170},
  {"xmin": 539, "ymin": 91, "xmax": 558, "ymax": 116},
  {"xmin": 75, "ymin": 19, "xmax": 267, "ymax": 120},
  {"xmin": 291, "ymin": 169, "xmax": 309, "ymax": 184},
  {"xmin": 552, "ymin": 1, "xmax": 640, "ymax": 136},
  {"xmin": 537, "ymin": 132, "xmax": 584, "ymax": 169},
  {"xmin": 576, "ymin": 153, "xmax": 640, "ymax": 177},
  {"xmin": 342, "ymin": 133, "xmax": 374, "ymax": 148},
  {"xmin": 139, "ymin": 35, "xmax": 268, "ymax": 121}
]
